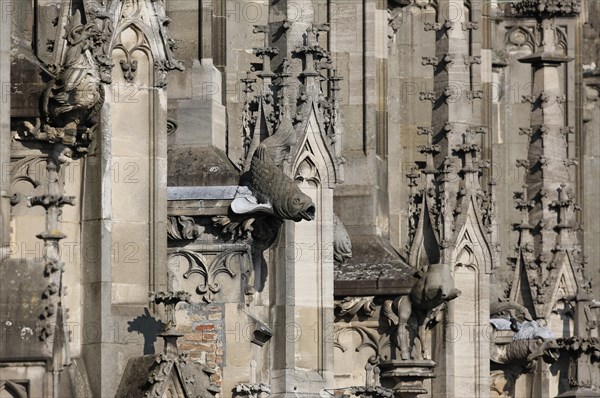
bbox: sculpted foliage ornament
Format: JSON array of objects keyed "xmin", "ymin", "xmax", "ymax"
[
  {"xmin": 351, "ymin": 386, "xmax": 394, "ymax": 398},
  {"xmin": 138, "ymin": 351, "xmax": 219, "ymax": 398},
  {"xmin": 167, "ymin": 216, "xmax": 204, "ymax": 241},
  {"xmin": 335, "ymin": 296, "xmax": 376, "ymax": 318},
  {"xmin": 333, "ymin": 213, "xmax": 352, "ymax": 264},
  {"xmin": 512, "ymin": 0, "xmax": 581, "ymax": 16},
  {"xmin": 169, "ymin": 247, "xmax": 253, "ymax": 303},
  {"xmin": 212, "ymin": 213, "xmax": 282, "ymax": 249}
]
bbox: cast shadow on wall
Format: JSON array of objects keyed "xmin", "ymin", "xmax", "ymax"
[{"xmin": 128, "ymin": 308, "xmax": 164, "ymax": 355}]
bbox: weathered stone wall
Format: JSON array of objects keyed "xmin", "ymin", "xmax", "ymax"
[
  {"xmin": 3, "ymin": 0, "xmax": 599, "ymax": 396},
  {"xmin": 0, "ymin": 0, "xmax": 11, "ymax": 258},
  {"xmin": 329, "ymin": 1, "xmax": 392, "ymax": 244},
  {"xmin": 582, "ymin": 0, "xmax": 600, "ymax": 297},
  {"xmin": 388, "ymin": 5, "xmax": 437, "ymax": 254}
]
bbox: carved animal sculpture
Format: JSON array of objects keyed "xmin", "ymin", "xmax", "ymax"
[
  {"xmin": 409, "ymin": 263, "xmax": 461, "ymax": 311},
  {"xmin": 492, "ymin": 338, "xmax": 560, "ymax": 365},
  {"xmin": 491, "ymin": 320, "xmax": 559, "ymax": 367},
  {"xmin": 42, "ymin": 11, "xmax": 104, "ymax": 134},
  {"xmin": 384, "ymin": 263, "xmax": 461, "ymax": 360},
  {"xmin": 247, "ymin": 145, "xmax": 315, "ymax": 222}
]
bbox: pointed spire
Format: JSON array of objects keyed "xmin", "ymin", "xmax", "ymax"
[{"xmin": 28, "ymin": 151, "xmax": 75, "ymax": 344}]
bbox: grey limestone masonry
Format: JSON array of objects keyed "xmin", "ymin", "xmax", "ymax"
[{"xmin": 1, "ymin": 0, "xmax": 599, "ymax": 397}]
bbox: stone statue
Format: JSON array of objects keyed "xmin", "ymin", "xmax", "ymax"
[
  {"xmin": 490, "ymin": 320, "xmax": 559, "ymax": 367},
  {"xmin": 43, "ymin": 11, "xmax": 104, "ymax": 128},
  {"xmin": 232, "ymin": 145, "xmax": 315, "ymax": 222},
  {"xmin": 383, "ymin": 263, "xmax": 461, "ymax": 360},
  {"xmin": 23, "ymin": 10, "xmax": 105, "ymax": 153},
  {"xmin": 489, "ymin": 320, "xmax": 559, "ymax": 397}
]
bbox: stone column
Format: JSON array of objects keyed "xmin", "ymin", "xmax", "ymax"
[
  {"xmin": 582, "ymin": 73, "xmax": 600, "ymax": 297},
  {"xmin": 264, "ymin": 2, "xmax": 336, "ymax": 395},
  {"xmin": 426, "ymin": 0, "xmax": 492, "ymax": 396},
  {"xmin": 519, "ymin": 51, "xmax": 574, "ymax": 257},
  {"xmin": 268, "ymin": 0, "xmax": 314, "ymax": 115},
  {"xmin": 513, "ymin": 5, "xmax": 587, "ymax": 396},
  {"xmin": 510, "ymin": 1, "xmax": 585, "ymax": 322},
  {"xmin": 270, "ymin": 188, "xmax": 335, "ymax": 397},
  {"xmin": 80, "ymin": 2, "xmax": 177, "ymax": 395},
  {"xmin": 0, "ymin": 0, "xmax": 11, "ymax": 258},
  {"xmin": 581, "ymin": 0, "xmax": 600, "ymax": 299}
]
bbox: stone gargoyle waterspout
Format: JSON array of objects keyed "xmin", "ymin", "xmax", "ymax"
[
  {"xmin": 383, "ymin": 262, "xmax": 461, "ymax": 360},
  {"xmin": 232, "ymin": 144, "xmax": 316, "ymax": 223},
  {"xmin": 489, "ymin": 319, "xmax": 560, "ymax": 397},
  {"xmin": 490, "ymin": 319, "xmax": 560, "ymax": 367},
  {"xmin": 210, "ymin": 131, "xmax": 317, "ymax": 301}
]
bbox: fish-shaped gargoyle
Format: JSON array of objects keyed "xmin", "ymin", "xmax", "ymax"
[{"xmin": 232, "ymin": 145, "xmax": 315, "ymax": 222}]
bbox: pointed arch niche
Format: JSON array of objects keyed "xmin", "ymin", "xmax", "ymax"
[
  {"xmin": 290, "ymin": 108, "xmax": 336, "ymax": 372},
  {"xmin": 112, "ymin": 25, "xmax": 152, "ymax": 86},
  {"xmin": 100, "ymin": 16, "xmax": 169, "ymax": 305},
  {"xmin": 449, "ymin": 244, "xmax": 481, "ymax": 397},
  {"xmin": 437, "ymin": 199, "xmax": 492, "ymax": 398},
  {"xmin": 268, "ymin": 105, "xmax": 337, "ymax": 389},
  {"xmin": 547, "ymin": 257, "xmax": 578, "ymax": 338},
  {"xmin": 78, "ymin": 1, "xmax": 175, "ymax": 395},
  {"xmin": 107, "ymin": 22, "xmax": 155, "ymax": 304}
]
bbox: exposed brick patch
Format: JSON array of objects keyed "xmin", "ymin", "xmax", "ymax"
[
  {"xmin": 195, "ymin": 324, "xmax": 215, "ymax": 332},
  {"xmin": 177, "ymin": 303, "xmax": 224, "ymax": 389}
]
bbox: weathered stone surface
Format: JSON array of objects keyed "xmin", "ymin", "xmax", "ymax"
[
  {"xmin": 0, "ymin": 258, "xmax": 52, "ymax": 359},
  {"xmin": 2, "ymin": 0, "xmax": 599, "ymax": 397},
  {"xmin": 168, "ymin": 146, "xmax": 240, "ymax": 187},
  {"xmin": 334, "ymin": 235, "xmax": 416, "ymax": 294}
]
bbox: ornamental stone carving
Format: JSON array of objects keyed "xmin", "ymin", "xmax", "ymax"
[
  {"xmin": 238, "ymin": 145, "xmax": 315, "ymax": 222},
  {"xmin": 334, "ymin": 213, "xmax": 352, "ymax": 264},
  {"xmin": 20, "ymin": 11, "xmax": 105, "ymax": 154},
  {"xmin": 490, "ymin": 319, "xmax": 560, "ymax": 366},
  {"xmin": 335, "ymin": 296, "xmax": 376, "ymax": 318},
  {"xmin": 383, "ymin": 263, "xmax": 461, "ymax": 360},
  {"xmin": 512, "ymin": 0, "xmax": 581, "ymax": 17}
]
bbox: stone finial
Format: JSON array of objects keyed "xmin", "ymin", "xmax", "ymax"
[
  {"xmin": 253, "ymin": 46, "xmax": 279, "ymax": 78},
  {"xmin": 149, "ymin": 291, "xmax": 191, "ymax": 332},
  {"xmin": 419, "ymin": 91, "xmax": 436, "ymax": 102},
  {"xmin": 333, "ymin": 214, "xmax": 353, "ymax": 265},
  {"xmin": 422, "ymin": 57, "xmax": 439, "ymax": 66},
  {"xmin": 406, "ymin": 167, "xmax": 421, "ymax": 189},
  {"xmin": 423, "ymin": 19, "xmax": 454, "ymax": 33}
]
